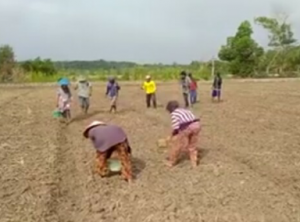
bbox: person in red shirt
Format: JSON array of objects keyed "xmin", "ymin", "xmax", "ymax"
[{"xmin": 188, "ymin": 73, "xmax": 198, "ymax": 105}]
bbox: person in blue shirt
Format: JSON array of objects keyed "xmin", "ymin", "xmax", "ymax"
[{"xmin": 106, "ymin": 76, "xmax": 120, "ymax": 113}]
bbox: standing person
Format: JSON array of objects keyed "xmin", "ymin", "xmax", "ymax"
[
  {"xmin": 141, "ymin": 75, "xmax": 157, "ymax": 108},
  {"xmin": 180, "ymin": 71, "xmax": 191, "ymax": 108},
  {"xmin": 188, "ymin": 73, "xmax": 198, "ymax": 105},
  {"xmin": 83, "ymin": 121, "xmax": 133, "ymax": 183},
  {"xmin": 74, "ymin": 75, "xmax": 92, "ymax": 114},
  {"xmin": 106, "ymin": 76, "xmax": 120, "ymax": 113},
  {"xmin": 57, "ymin": 77, "xmax": 72, "ymax": 122},
  {"xmin": 165, "ymin": 100, "xmax": 201, "ymax": 168},
  {"xmin": 212, "ymin": 72, "xmax": 222, "ymax": 102}
]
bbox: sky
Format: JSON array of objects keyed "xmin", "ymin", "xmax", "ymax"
[{"xmin": 0, "ymin": 0, "xmax": 300, "ymax": 64}]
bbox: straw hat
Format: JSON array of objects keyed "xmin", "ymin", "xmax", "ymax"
[
  {"xmin": 83, "ymin": 120, "xmax": 106, "ymax": 138},
  {"xmin": 78, "ymin": 75, "xmax": 87, "ymax": 82},
  {"xmin": 108, "ymin": 76, "xmax": 115, "ymax": 81}
]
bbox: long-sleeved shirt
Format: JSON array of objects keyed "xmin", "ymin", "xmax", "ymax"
[
  {"xmin": 74, "ymin": 81, "xmax": 92, "ymax": 98},
  {"xmin": 170, "ymin": 108, "xmax": 197, "ymax": 130},
  {"xmin": 142, "ymin": 80, "xmax": 156, "ymax": 94},
  {"xmin": 181, "ymin": 76, "xmax": 192, "ymax": 94},
  {"xmin": 213, "ymin": 76, "xmax": 222, "ymax": 89},
  {"xmin": 57, "ymin": 88, "xmax": 72, "ymax": 111},
  {"xmin": 106, "ymin": 82, "xmax": 120, "ymax": 97}
]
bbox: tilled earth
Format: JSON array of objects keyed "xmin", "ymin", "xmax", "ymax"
[{"xmin": 0, "ymin": 80, "xmax": 300, "ymax": 222}]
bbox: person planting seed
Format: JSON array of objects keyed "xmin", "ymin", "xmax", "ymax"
[
  {"xmin": 83, "ymin": 121, "xmax": 133, "ymax": 183},
  {"xmin": 165, "ymin": 100, "xmax": 201, "ymax": 168}
]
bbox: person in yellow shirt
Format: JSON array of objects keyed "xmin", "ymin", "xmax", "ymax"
[{"xmin": 141, "ymin": 75, "xmax": 157, "ymax": 108}]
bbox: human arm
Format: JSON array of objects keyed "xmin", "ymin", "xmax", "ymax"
[
  {"xmin": 56, "ymin": 95, "xmax": 59, "ymax": 107},
  {"xmin": 89, "ymin": 83, "xmax": 93, "ymax": 96},
  {"xmin": 74, "ymin": 82, "xmax": 78, "ymax": 90},
  {"xmin": 186, "ymin": 76, "xmax": 192, "ymax": 85},
  {"xmin": 170, "ymin": 113, "xmax": 180, "ymax": 136},
  {"xmin": 56, "ymin": 90, "xmax": 60, "ymax": 107},
  {"xmin": 212, "ymin": 78, "xmax": 217, "ymax": 89},
  {"xmin": 153, "ymin": 81, "xmax": 157, "ymax": 92},
  {"xmin": 105, "ymin": 83, "xmax": 110, "ymax": 96}
]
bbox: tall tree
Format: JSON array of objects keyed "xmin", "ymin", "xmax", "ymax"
[
  {"xmin": 0, "ymin": 45, "xmax": 15, "ymax": 82},
  {"xmin": 218, "ymin": 21, "xmax": 264, "ymax": 77},
  {"xmin": 255, "ymin": 15, "xmax": 297, "ymax": 74}
]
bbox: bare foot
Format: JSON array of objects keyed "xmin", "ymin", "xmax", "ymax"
[
  {"xmin": 165, "ymin": 161, "xmax": 173, "ymax": 167},
  {"xmin": 192, "ymin": 162, "xmax": 198, "ymax": 168}
]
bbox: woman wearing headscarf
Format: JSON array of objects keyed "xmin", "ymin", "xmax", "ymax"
[
  {"xmin": 83, "ymin": 121, "xmax": 133, "ymax": 182},
  {"xmin": 56, "ymin": 77, "xmax": 72, "ymax": 122},
  {"xmin": 165, "ymin": 100, "xmax": 201, "ymax": 168}
]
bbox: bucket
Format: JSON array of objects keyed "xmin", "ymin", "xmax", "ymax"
[
  {"xmin": 52, "ymin": 110, "xmax": 62, "ymax": 118},
  {"xmin": 108, "ymin": 159, "xmax": 121, "ymax": 172}
]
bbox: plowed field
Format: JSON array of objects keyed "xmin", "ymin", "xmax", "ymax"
[{"xmin": 1, "ymin": 80, "xmax": 300, "ymax": 222}]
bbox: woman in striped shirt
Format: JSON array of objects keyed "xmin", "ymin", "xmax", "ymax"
[{"xmin": 166, "ymin": 100, "xmax": 201, "ymax": 168}]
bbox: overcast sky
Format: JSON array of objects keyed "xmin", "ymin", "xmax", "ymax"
[{"xmin": 0, "ymin": 0, "xmax": 299, "ymax": 64}]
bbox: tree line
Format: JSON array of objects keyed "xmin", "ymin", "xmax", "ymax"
[{"xmin": 0, "ymin": 14, "xmax": 299, "ymax": 82}]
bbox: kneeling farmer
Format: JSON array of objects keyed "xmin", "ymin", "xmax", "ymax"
[
  {"xmin": 83, "ymin": 121, "xmax": 133, "ymax": 182},
  {"xmin": 166, "ymin": 100, "xmax": 201, "ymax": 168}
]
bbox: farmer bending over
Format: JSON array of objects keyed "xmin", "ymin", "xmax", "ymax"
[
  {"xmin": 83, "ymin": 121, "xmax": 133, "ymax": 183},
  {"xmin": 165, "ymin": 100, "xmax": 201, "ymax": 168}
]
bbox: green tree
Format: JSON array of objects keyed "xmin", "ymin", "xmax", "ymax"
[
  {"xmin": 218, "ymin": 21, "xmax": 263, "ymax": 77},
  {"xmin": 21, "ymin": 57, "xmax": 56, "ymax": 76},
  {"xmin": 255, "ymin": 15, "xmax": 297, "ymax": 74},
  {"xmin": 0, "ymin": 45, "xmax": 15, "ymax": 82}
]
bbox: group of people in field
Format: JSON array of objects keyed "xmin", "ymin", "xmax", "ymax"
[{"xmin": 55, "ymin": 71, "xmax": 223, "ymax": 183}]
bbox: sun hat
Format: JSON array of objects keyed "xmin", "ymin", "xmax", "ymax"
[
  {"xmin": 83, "ymin": 120, "xmax": 106, "ymax": 138},
  {"xmin": 145, "ymin": 75, "xmax": 151, "ymax": 79},
  {"xmin": 58, "ymin": 77, "xmax": 70, "ymax": 86},
  {"xmin": 78, "ymin": 75, "xmax": 87, "ymax": 82}
]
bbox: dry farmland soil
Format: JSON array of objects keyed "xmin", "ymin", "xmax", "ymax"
[{"xmin": 0, "ymin": 80, "xmax": 300, "ymax": 222}]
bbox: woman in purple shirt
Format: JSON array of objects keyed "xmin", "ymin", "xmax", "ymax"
[{"xmin": 83, "ymin": 121, "xmax": 133, "ymax": 183}]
